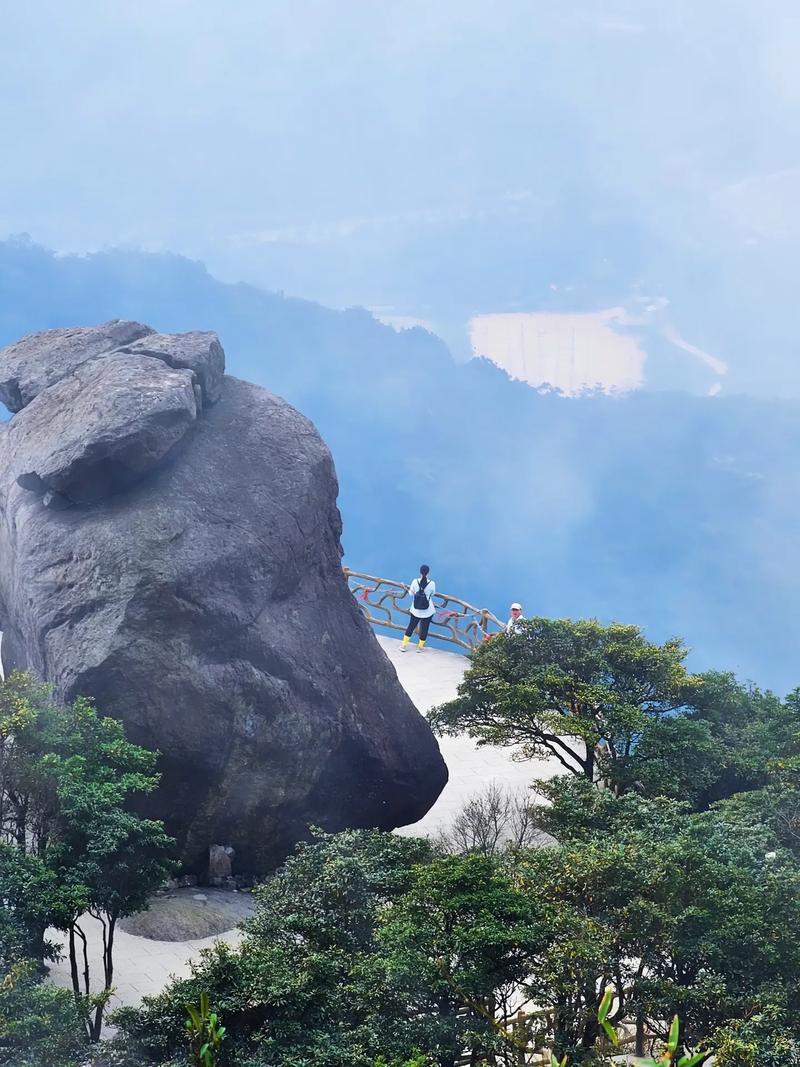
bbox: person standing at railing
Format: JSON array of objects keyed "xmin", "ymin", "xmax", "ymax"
[{"xmin": 401, "ymin": 564, "xmax": 436, "ymax": 652}]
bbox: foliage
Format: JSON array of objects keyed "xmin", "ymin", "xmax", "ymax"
[
  {"xmin": 102, "ymin": 617, "xmax": 800, "ymax": 1065},
  {"xmin": 681, "ymin": 673, "xmax": 800, "ymax": 807},
  {"xmin": 530, "ymin": 775, "xmax": 689, "ymax": 842},
  {"xmin": 608, "ymin": 671, "xmax": 800, "ymax": 810},
  {"xmin": 112, "ymin": 833, "xmax": 548, "ymax": 1067},
  {"xmin": 517, "ymin": 781, "xmax": 800, "ymax": 1056},
  {"xmin": 713, "ymin": 691, "xmax": 800, "ymax": 858},
  {"xmin": 110, "ymin": 830, "xmax": 438, "ymax": 1066},
  {"xmin": 430, "ymin": 625, "xmax": 800, "ymax": 813},
  {"xmin": 186, "ymin": 992, "xmax": 226, "ymax": 1066},
  {"xmin": 0, "ymin": 843, "xmax": 80, "ymax": 965},
  {"xmin": 112, "ymin": 797, "xmax": 800, "ymax": 1065},
  {"xmin": 0, "ymin": 959, "xmax": 86, "ymax": 1067},
  {"xmin": 0, "ymin": 672, "xmax": 58, "ymax": 853},
  {"xmin": 0, "ymin": 671, "xmax": 175, "ymax": 1041},
  {"xmin": 371, "ymin": 851, "xmax": 544, "ymax": 1066},
  {"xmin": 630, "ymin": 1016, "xmax": 710, "ymax": 1066},
  {"xmin": 712, "ymin": 1003, "xmax": 800, "ymax": 1066},
  {"xmin": 428, "ymin": 618, "xmax": 700, "ymax": 787},
  {"xmin": 372, "ymin": 1056, "xmax": 428, "ymax": 1067}
]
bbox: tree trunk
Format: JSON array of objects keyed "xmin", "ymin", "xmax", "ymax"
[
  {"xmin": 28, "ymin": 920, "xmax": 48, "ymax": 967},
  {"xmin": 14, "ymin": 802, "xmax": 27, "ymax": 851},
  {"xmin": 88, "ymin": 911, "xmax": 117, "ymax": 1041},
  {"xmin": 584, "ymin": 744, "xmax": 595, "ymax": 782},
  {"xmin": 68, "ymin": 924, "xmax": 91, "ymax": 1042},
  {"xmin": 635, "ymin": 1012, "xmax": 645, "ymax": 1057},
  {"xmin": 581, "ymin": 1011, "xmax": 600, "ymax": 1051},
  {"xmin": 68, "ymin": 925, "xmax": 80, "ymax": 999},
  {"xmin": 104, "ymin": 914, "xmax": 116, "ymax": 990}
]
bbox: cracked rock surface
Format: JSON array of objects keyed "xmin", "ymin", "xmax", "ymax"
[
  {"xmin": 0, "ymin": 320, "xmax": 155, "ymax": 411},
  {"xmin": 0, "ymin": 322, "xmax": 447, "ymax": 872},
  {"xmin": 9, "ymin": 352, "xmax": 198, "ymax": 504}
]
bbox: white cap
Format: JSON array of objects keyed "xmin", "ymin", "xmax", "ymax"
[{"xmin": 510, "ymin": 602, "xmax": 522, "ymax": 611}]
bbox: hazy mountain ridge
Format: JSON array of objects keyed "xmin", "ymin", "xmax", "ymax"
[{"xmin": 2, "ymin": 238, "xmax": 799, "ymax": 693}]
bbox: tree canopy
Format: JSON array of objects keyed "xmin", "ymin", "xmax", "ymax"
[
  {"xmin": 520, "ymin": 779, "xmax": 800, "ymax": 1058},
  {"xmin": 428, "ymin": 618, "xmax": 700, "ymax": 786},
  {"xmin": 110, "ymin": 797, "xmax": 800, "ymax": 1066},
  {"xmin": 429, "ymin": 620, "xmax": 800, "ymax": 811}
]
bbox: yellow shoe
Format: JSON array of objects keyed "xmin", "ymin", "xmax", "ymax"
[
  {"xmin": 401, "ymin": 635, "xmax": 410, "ymax": 651},
  {"xmin": 416, "ymin": 640, "xmax": 426, "ymax": 653}
]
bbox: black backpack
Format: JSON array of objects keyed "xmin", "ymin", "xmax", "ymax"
[{"xmin": 413, "ymin": 576, "xmax": 430, "ymax": 611}]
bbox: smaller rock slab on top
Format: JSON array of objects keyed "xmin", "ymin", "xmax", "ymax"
[
  {"xmin": 114, "ymin": 331, "xmax": 225, "ymax": 406},
  {"xmin": 0, "ymin": 319, "xmax": 154, "ymax": 412},
  {"xmin": 8, "ymin": 352, "xmax": 198, "ymax": 505}
]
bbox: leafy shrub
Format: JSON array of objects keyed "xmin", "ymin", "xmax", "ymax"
[
  {"xmin": 0, "ymin": 960, "xmax": 86, "ymax": 1067},
  {"xmin": 713, "ymin": 1007, "xmax": 800, "ymax": 1066}
]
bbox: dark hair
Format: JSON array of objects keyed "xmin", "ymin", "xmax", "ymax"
[{"xmin": 420, "ymin": 564, "xmax": 430, "ymax": 576}]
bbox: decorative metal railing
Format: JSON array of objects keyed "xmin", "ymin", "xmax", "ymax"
[{"xmin": 343, "ymin": 568, "xmax": 505, "ymax": 651}]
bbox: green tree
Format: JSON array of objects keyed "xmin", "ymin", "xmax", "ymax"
[
  {"xmin": 710, "ymin": 686, "xmax": 800, "ymax": 857},
  {"xmin": 111, "ymin": 829, "xmax": 437, "ymax": 1066},
  {"xmin": 44, "ymin": 695, "xmax": 176, "ymax": 1040},
  {"xmin": 0, "ymin": 672, "xmax": 57, "ymax": 854},
  {"xmin": 0, "ymin": 671, "xmax": 176, "ymax": 1041},
  {"xmin": 517, "ymin": 813, "xmax": 676, "ymax": 1060},
  {"xmin": 0, "ymin": 832, "xmax": 88, "ymax": 1065},
  {"xmin": 112, "ymin": 834, "xmax": 544, "ymax": 1067},
  {"xmin": 519, "ymin": 780, "xmax": 800, "ymax": 1057},
  {"xmin": 428, "ymin": 618, "xmax": 699, "ymax": 789},
  {"xmin": 680, "ymin": 673, "xmax": 798, "ymax": 807},
  {"xmin": 112, "ymin": 811, "xmax": 800, "ymax": 1066},
  {"xmin": 0, "ymin": 844, "xmax": 81, "ymax": 966},
  {"xmin": 371, "ymin": 852, "xmax": 543, "ymax": 1067}
]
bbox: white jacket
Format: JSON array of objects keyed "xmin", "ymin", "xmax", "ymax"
[{"xmin": 408, "ymin": 577, "xmax": 436, "ymax": 618}]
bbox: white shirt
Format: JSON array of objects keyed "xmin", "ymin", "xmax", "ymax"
[
  {"xmin": 506, "ymin": 614, "xmax": 525, "ymax": 634},
  {"xmin": 408, "ymin": 577, "xmax": 436, "ymax": 618}
]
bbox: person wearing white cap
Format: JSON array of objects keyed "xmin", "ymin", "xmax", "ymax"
[{"xmin": 506, "ymin": 602, "xmax": 525, "ymax": 634}]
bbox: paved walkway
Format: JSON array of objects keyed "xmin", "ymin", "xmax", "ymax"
[
  {"xmin": 46, "ymin": 634, "xmax": 558, "ymax": 1019},
  {"xmin": 47, "ymin": 912, "xmax": 245, "ymax": 1014}
]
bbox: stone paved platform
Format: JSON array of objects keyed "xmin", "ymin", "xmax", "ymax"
[{"xmin": 47, "ymin": 911, "xmax": 245, "ymax": 1016}]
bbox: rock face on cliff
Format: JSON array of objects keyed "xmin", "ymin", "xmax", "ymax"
[{"xmin": 0, "ymin": 322, "xmax": 447, "ymax": 872}]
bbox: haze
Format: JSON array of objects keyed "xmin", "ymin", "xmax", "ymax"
[{"xmin": 2, "ymin": 1, "xmax": 799, "ymax": 394}]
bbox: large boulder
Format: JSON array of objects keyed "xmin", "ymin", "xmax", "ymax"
[{"xmin": 0, "ymin": 323, "xmax": 447, "ymax": 873}]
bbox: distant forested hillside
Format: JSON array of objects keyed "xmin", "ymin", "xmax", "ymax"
[{"xmin": 2, "ymin": 237, "xmax": 798, "ymax": 692}]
